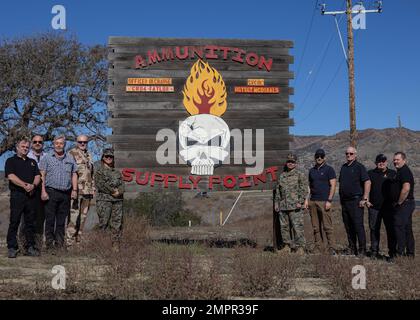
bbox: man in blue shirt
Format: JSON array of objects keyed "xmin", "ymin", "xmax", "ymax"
[
  {"xmin": 307, "ymin": 149, "xmax": 337, "ymax": 255},
  {"xmin": 39, "ymin": 135, "xmax": 78, "ymax": 251}
]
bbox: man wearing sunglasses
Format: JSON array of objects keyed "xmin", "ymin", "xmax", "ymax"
[
  {"xmin": 23, "ymin": 135, "xmax": 47, "ymax": 251},
  {"xmin": 308, "ymin": 149, "xmax": 337, "ymax": 255},
  {"xmin": 367, "ymin": 154, "xmax": 397, "ymax": 259},
  {"xmin": 67, "ymin": 135, "xmax": 95, "ymax": 245},
  {"xmin": 338, "ymin": 147, "xmax": 371, "ymax": 257},
  {"xmin": 274, "ymin": 153, "xmax": 308, "ymax": 255}
]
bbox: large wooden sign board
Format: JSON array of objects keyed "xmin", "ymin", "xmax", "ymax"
[{"xmin": 107, "ymin": 37, "xmax": 294, "ymax": 192}]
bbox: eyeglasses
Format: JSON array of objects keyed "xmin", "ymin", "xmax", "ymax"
[
  {"xmin": 104, "ymin": 155, "xmax": 114, "ymax": 159},
  {"xmin": 286, "ymin": 160, "xmax": 296, "ymax": 164},
  {"xmin": 345, "ymin": 152, "xmax": 355, "ymax": 155},
  {"xmin": 32, "ymin": 141, "xmax": 43, "ymax": 144},
  {"xmin": 77, "ymin": 141, "xmax": 88, "ymax": 145},
  {"xmin": 315, "ymin": 155, "xmax": 325, "ymax": 159}
]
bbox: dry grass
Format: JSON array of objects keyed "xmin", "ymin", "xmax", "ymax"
[{"xmin": 0, "ymin": 207, "xmax": 418, "ymax": 300}]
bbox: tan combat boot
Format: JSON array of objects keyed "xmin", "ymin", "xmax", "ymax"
[
  {"xmin": 296, "ymin": 247, "xmax": 305, "ymax": 255},
  {"xmin": 277, "ymin": 245, "xmax": 291, "ymax": 254}
]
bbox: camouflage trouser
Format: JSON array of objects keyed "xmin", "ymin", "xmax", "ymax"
[
  {"xmin": 279, "ymin": 209, "xmax": 306, "ymax": 249},
  {"xmin": 96, "ymin": 200, "xmax": 123, "ymax": 243},
  {"xmin": 66, "ymin": 195, "xmax": 92, "ymax": 245}
]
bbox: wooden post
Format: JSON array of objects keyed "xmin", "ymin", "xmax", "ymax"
[{"xmin": 347, "ymin": 0, "xmax": 357, "ymax": 147}]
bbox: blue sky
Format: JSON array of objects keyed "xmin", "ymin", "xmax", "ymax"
[{"xmin": 0, "ymin": 0, "xmax": 419, "ymax": 167}]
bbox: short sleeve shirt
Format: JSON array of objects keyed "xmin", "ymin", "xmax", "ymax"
[
  {"xmin": 5, "ymin": 155, "xmax": 40, "ymax": 193},
  {"xmin": 309, "ymin": 163, "xmax": 336, "ymax": 201},
  {"xmin": 39, "ymin": 152, "xmax": 77, "ymax": 191},
  {"xmin": 396, "ymin": 164, "xmax": 415, "ymax": 200},
  {"xmin": 339, "ymin": 160, "xmax": 370, "ymax": 201}
]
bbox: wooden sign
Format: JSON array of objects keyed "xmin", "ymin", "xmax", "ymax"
[{"xmin": 108, "ymin": 37, "xmax": 294, "ymax": 192}]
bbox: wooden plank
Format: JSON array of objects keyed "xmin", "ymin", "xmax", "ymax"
[
  {"xmin": 107, "ymin": 134, "xmax": 293, "ymax": 144},
  {"xmin": 108, "ymin": 37, "xmax": 294, "ymax": 48},
  {"xmin": 108, "ymin": 117, "xmax": 293, "ymax": 127},
  {"xmin": 109, "ymin": 109, "xmax": 290, "ymax": 119},
  {"xmin": 108, "ymin": 93, "xmax": 290, "ymax": 103},
  {"xmin": 109, "ymin": 54, "xmax": 294, "ymax": 68},
  {"xmin": 108, "ymin": 68, "xmax": 294, "ymax": 80},
  {"xmin": 112, "ymin": 125, "xmax": 291, "ymax": 135},
  {"xmin": 108, "ymin": 100, "xmax": 294, "ymax": 112},
  {"xmin": 110, "ymin": 77, "xmax": 290, "ymax": 87},
  {"xmin": 112, "ymin": 140, "xmax": 291, "ymax": 151}
]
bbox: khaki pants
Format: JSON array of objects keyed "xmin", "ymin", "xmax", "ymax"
[
  {"xmin": 309, "ymin": 200, "xmax": 335, "ymax": 250},
  {"xmin": 66, "ymin": 195, "xmax": 92, "ymax": 245}
]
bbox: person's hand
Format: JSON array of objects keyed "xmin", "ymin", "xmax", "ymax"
[
  {"xmin": 365, "ymin": 201, "xmax": 373, "ymax": 208},
  {"xmin": 112, "ymin": 190, "xmax": 120, "ymax": 198},
  {"xmin": 296, "ymin": 203, "xmax": 302, "ymax": 209},
  {"xmin": 71, "ymin": 190, "xmax": 78, "ymax": 200},
  {"xmin": 359, "ymin": 200, "xmax": 366, "ymax": 208},
  {"xmin": 274, "ymin": 202, "xmax": 279, "ymax": 212},
  {"xmin": 23, "ymin": 183, "xmax": 33, "ymax": 193},
  {"xmin": 303, "ymin": 200, "xmax": 309, "ymax": 210},
  {"xmin": 325, "ymin": 201, "xmax": 332, "ymax": 211},
  {"xmin": 41, "ymin": 190, "xmax": 49, "ymax": 201}
]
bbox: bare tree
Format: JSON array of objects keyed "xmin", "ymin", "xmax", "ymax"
[{"xmin": 0, "ymin": 33, "xmax": 108, "ymax": 155}]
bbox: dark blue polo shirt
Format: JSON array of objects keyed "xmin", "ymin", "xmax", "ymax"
[
  {"xmin": 339, "ymin": 160, "xmax": 370, "ymax": 201},
  {"xmin": 309, "ymin": 163, "xmax": 336, "ymax": 201}
]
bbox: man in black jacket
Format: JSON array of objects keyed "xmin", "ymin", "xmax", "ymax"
[{"xmin": 367, "ymin": 154, "xmax": 397, "ymax": 259}]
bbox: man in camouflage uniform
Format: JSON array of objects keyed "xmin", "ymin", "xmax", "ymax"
[
  {"xmin": 274, "ymin": 154, "xmax": 309, "ymax": 254},
  {"xmin": 94, "ymin": 148, "xmax": 124, "ymax": 249},
  {"xmin": 66, "ymin": 135, "xmax": 94, "ymax": 244}
]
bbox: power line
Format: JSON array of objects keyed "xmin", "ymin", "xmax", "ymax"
[
  {"xmin": 294, "ymin": 2, "xmax": 346, "ymax": 117},
  {"xmin": 294, "ymin": 0, "xmax": 319, "ymax": 85}
]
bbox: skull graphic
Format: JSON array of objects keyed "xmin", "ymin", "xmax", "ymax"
[{"xmin": 179, "ymin": 114, "xmax": 230, "ymax": 175}]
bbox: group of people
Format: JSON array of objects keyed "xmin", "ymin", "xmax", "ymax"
[
  {"xmin": 4, "ymin": 135, "xmax": 125, "ymax": 258},
  {"xmin": 275, "ymin": 147, "xmax": 416, "ymax": 260},
  {"xmin": 4, "ymin": 135, "xmax": 416, "ymax": 260}
]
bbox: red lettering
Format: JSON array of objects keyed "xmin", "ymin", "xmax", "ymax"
[
  {"xmin": 161, "ymin": 47, "xmax": 174, "ymax": 61},
  {"xmin": 246, "ymin": 52, "xmax": 259, "ymax": 67},
  {"xmin": 258, "ymin": 55, "xmax": 273, "ymax": 72},
  {"xmin": 209, "ymin": 176, "xmax": 221, "ymax": 190},
  {"xmin": 232, "ymin": 48, "xmax": 246, "ymax": 63},
  {"xmin": 147, "ymin": 50, "xmax": 161, "ymax": 65},
  {"xmin": 190, "ymin": 46, "xmax": 204, "ymax": 59},
  {"xmin": 189, "ymin": 176, "xmax": 202, "ymax": 189},
  {"xmin": 136, "ymin": 171, "xmax": 150, "ymax": 185},
  {"xmin": 178, "ymin": 176, "xmax": 192, "ymax": 189},
  {"xmin": 265, "ymin": 166, "xmax": 279, "ymax": 181},
  {"xmin": 223, "ymin": 175, "xmax": 237, "ymax": 189},
  {"xmin": 252, "ymin": 173, "xmax": 267, "ymax": 186},
  {"xmin": 134, "ymin": 55, "xmax": 146, "ymax": 69},
  {"xmin": 238, "ymin": 174, "xmax": 252, "ymax": 188},
  {"xmin": 218, "ymin": 46, "xmax": 230, "ymax": 60},
  {"xmin": 122, "ymin": 168, "xmax": 135, "ymax": 182},
  {"xmin": 205, "ymin": 45, "xmax": 218, "ymax": 59},
  {"xmin": 164, "ymin": 174, "xmax": 178, "ymax": 188},
  {"xmin": 150, "ymin": 172, "xmax": 164, "ymax": 187},
  {"xmin": 175, "ymin": 46, "xmax": 189, "ymax": 59}
]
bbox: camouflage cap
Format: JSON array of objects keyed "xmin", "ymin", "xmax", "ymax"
[
  {"xmin": 102, "ymin": 148, "xmax": 114, "ymax": 157},
  {"xmin": 286, "ymin": 153, "xmax": 298, "ymax": 162}
]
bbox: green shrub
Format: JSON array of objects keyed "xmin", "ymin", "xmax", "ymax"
[{"xmin": 125, "ymin": 191, "xmax": 201, "ymax": 227}]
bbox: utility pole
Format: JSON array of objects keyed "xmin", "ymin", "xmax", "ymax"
[{"xmin": 321, "ymin": 1, "xmax": 382, "ymax": 147}]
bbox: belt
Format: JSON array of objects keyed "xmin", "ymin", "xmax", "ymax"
[{"xmin": 46, "ymin": 187, "xmax": 71, "ymax": 193}]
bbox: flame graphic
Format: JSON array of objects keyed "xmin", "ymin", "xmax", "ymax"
[{"xmin": 182, "ymin": 60, "xmax": 227, "ymax": 116}]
